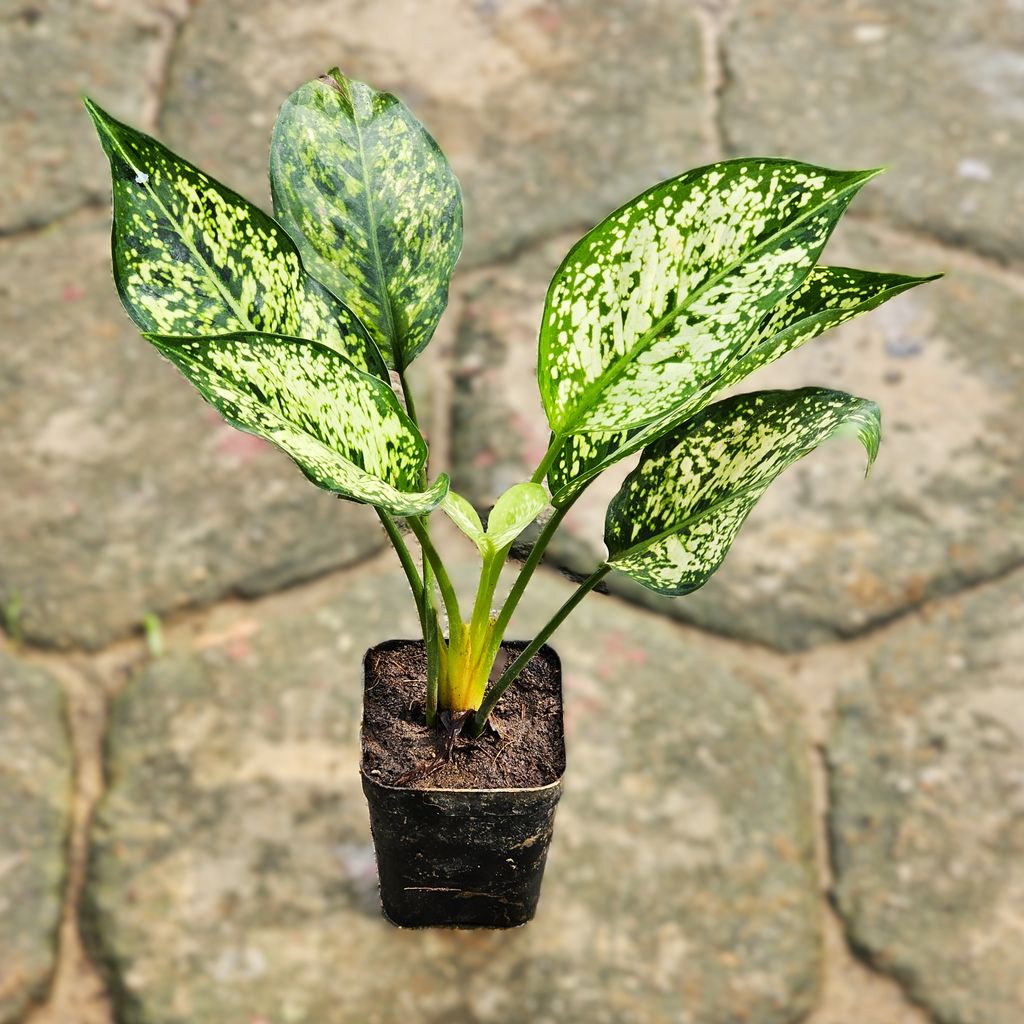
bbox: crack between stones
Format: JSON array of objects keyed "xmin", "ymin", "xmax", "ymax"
[
  {"xmin": 843, "ymin": 207, "xmax": 1024, "ymax": 282},
  {"xmin": 0, "ymin": 531, "xmax": 396, "ymax": 657},
  {"xmin": 811, "ymin": 743, "xmax": 935, "ymax": 1024},
  {"xmin": 5, "ymin": 542, "xmax": 1022, "ymax": 671},
  {"xmin": 692, "ymin": 0, "xmax": 732, "ymax": 162},
  {"xmin": 142, "ymin": 0, "xmax": 194, "ymax": 133},
  {"xmin": 586, "ymin": 557, "xmax": 1024, "ymax": 661},
  {"xmin": 822, "ymin": 558, "xmax": 1024, "ymax": 647},
  {"xmin": 710, "ymin": 4, "xmax": 1024, "ymax": 278},
  {"xmin": 21, "ymin": 658, "xmax": 114, "ymax": 1024},
  {"xmin": 842, "ymin": 211, "xmax": 1024, "ymax": 291},
  {"xmin": 0, "ymin": 1, "xmax": 191, "ymax": 249}
]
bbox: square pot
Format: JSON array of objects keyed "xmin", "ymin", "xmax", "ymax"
[{"xmin": 360, "ymin": 640, "xmax": 565, "ymax": 928}]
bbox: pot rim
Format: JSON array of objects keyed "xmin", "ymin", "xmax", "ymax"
[{"xmin": 361, "ymin": 638, "xmax": 565, "ymax": 795}]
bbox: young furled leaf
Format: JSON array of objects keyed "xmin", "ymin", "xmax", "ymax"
[
  {"xmin": 604, "ymin": 388, "xmax": 880, "ymax": 596},
  {"xmin": 547, "ymin": 265, "xmax": 934, "ymax": 506},
  {"xmin": 84, "ymin": 98, "xmax": 386, "ymax": 379},
  {"xmin": 538, "ymin": 160, "xmax": 881, "ymax": 437},
  {"xmin": 270, "ymin": 68, "xmax": 462, "ymax": 371},
  {"xmin": 442, "ymin": 491, "xmax": 488, "ymax": 551},
  {"xmin": 145, "ymin": 332, "xmax": 448, "ymax": 517},
  {"xmin": 485, "ymin": 483, "xmax": 548, "ymax": 550}
]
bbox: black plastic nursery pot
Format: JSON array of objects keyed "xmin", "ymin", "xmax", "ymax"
[{"xmin": 360, "ymin": 639, "xmax": 565, "ymax": 929}]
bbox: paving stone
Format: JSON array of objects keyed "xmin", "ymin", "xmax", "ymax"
[
  {"xmin": 0, "ymin": 0, "xmax": 184, "ymax": 233},
  {"xmin": 720, "ymin": 0, "xmax": 1024, "ymax": 265},
  {"xmin": 828, "ymin": 571, "xmax": 1024, "ymax": 1024},
  {"xmin": 85, "ymin": 561, "xmax": 821, "ymax": 1024},
  {"xmin": 158, "ymin": 0, "xmax": 708, "ymax": 267},
  {"xmin": 0, "ymin": 213, "xmax": 383, "ymax": 650},
  {"xmin": 0, "ymin": 650, "xmax": 73, "ymax": 1023},
  {"xmin": 452, "ymin": 222, "xmax": 1024, "ymax": 649}
]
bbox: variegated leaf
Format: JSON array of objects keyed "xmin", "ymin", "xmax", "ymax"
[
  {"xmin": 730, "ymin": 265, "xmax": 941, "ymax": 386},
  {"xmin": 85, "ymin": 98, "xmax": 386, "ymax": 378},
  {"xmin": 548, "ymin": 265, "xmax": 934, "ymax": 505},
  {"xmin": 604, "ymin": 388, "xmax": 880, "ymax": 595},
  {"xmin": 270, "ymin": 68, "xmax": 462, "ymax": 370},
  {"xmin": 539, "ymin": 160, "xmax": 881, "ymax": 436},
  {"xmin": 145, "ymin": 332, "xmax": 447, "ymax": 517}
]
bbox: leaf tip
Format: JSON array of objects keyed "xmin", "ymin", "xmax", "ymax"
[
  {"xmin": 432, "ymin": 472, "xmax": 452, "ymax": 499},
  {"xmin": 82, "ymin": 94, "xmax": 106, "ymax": 129},
  {"xmin": 859, "ymin": 404, "xmax": 882, "ymax": 477},
  {"xmin": 318, "ymin": 67, "xmax": 347, "ymax": 94}
]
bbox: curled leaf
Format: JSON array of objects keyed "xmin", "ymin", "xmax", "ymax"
[
  {"xmin": 605, "ymin": 388, "xmax": 880, "ymax": 595},
  {"xmin": 442, "ymin": 491, "xmax": 487, "ymax": 550}
]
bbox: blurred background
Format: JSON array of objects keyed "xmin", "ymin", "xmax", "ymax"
[{"xmin": 1, "ymin": 2, "xmax": 1021, "ymax": 1023}]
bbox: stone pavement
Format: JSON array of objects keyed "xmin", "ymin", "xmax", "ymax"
[
  {"xmin": 85, "ymin": 565, "xmax": 821, "ymax": 1024},
  {"xmin": 1, "ymin": 2, "xmax": 1021, "ymax": 1023},
  {"xmin": 830, "ymin": 573, "xmax": 1024, "ymax": 1024},
  {"xmin": 0, "ymin": 655, "xmax": 71, "ymax": 1023}
]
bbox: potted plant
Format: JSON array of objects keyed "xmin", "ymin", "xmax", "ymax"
[{"xmin": 85, "ymin": 67, "xmax": 938, "ymax": 929}]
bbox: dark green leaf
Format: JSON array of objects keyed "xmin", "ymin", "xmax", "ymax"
[
  {"xmin": 270, "ymin": 68, "xmax": 462, "ymax": 370},
  {"xmin": 84, "ymin": 98, "xmax": 386, "ymax": 378}
]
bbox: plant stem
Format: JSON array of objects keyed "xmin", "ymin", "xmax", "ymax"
[
  {"xmin": 486, "ymin": 502, "xmax": 570, "ymax": 661},
  {"xmin": 408, "ymin": 516, "xmax": 463, "ymax": 646},
  {"xmin": 423, "ymin": 602, "xmax": 441, "ymax": 727},
  {"xmin": 395, "ymin": 366, "xmax": 445, "ymax": 724},
  {"xmin": 397, "ymin": 368, "xmax": 420, "ymax": 427},
  {"xmin": 468, "ymin": 550, "xmax": 498, "ymax": 639},
  {"xmin": 486, "ymin": 428, "xmax": 580, "ymax": 657},
  {"xmin": 530, "ymin": 432, "xmax": 564, "ymax": 485},
  {"xmin": 375, "ymin": 509, "xmax": 424, "ymax": 626},
  {"xmin": 468, "ymin": 564, "xmax": 611, "ymax": 737}
]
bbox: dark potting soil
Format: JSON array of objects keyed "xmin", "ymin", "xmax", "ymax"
[{"xmin": 360, "ymin": 640, "xmax": 565, "ymax": 791}]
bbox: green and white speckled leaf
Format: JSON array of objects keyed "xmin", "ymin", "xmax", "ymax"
[
  {"xmin": 145, "ymin": 332, "xmax": 447, "ymax": 516},
  {"xmin": 604, "ymin": 388, "xmax": 880, "ymax": 595},
  {"xmin": 539, "ymin": 160, "xmax": 882, "ymax": 436},
  {"xmin": 85, "ymin": 99, "xmax": 385, "ymax": 378},
  {"xmin": 548, "ymin": 265, "xmax": 934, "ymax": 505},
  {"xmin": 270, "ymin": 68, "xmax": 462, "ymax": 370},
  {"xmin": 725, "ymin": 265, "xmax": 941, "ymax": 390}
]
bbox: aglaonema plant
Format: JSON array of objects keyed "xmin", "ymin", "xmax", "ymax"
[{"xmin": 85, "ymin": 69, "xmax": 938, "ymax": 743}]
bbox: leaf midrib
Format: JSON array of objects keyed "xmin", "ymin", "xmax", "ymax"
[
  {"xmin": 350, "ymin": 97, "xmax": 402, "ymax": 369},
  {"xmin": 553, "ymin": 171, "xmax": 877, "ymax": 434},
  {"xmin": 608, "ymin": 476, "xmax": 771, "ymax": 564}
]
